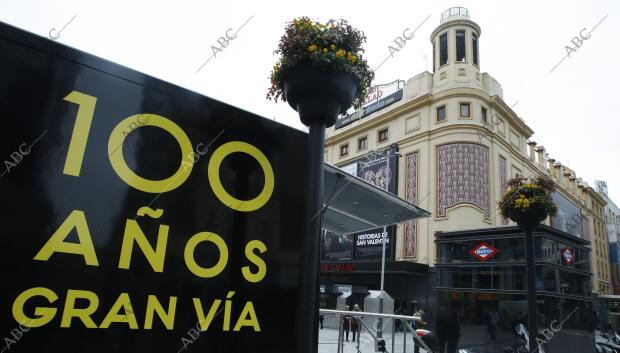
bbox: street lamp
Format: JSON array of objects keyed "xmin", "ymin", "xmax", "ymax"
[{"xmin": 378, "ymin": 147, "xmax": 401, "ymax": 339}]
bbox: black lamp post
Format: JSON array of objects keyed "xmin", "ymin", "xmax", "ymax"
[
  {"xmin": 283, "ymin": 63, "xmax": 357, "ymax": 353},
  {"xmin": 524, "ymin": 225, "xmax": 539, "ymax": 353},
  {"xmin": 508, "ymin": 209, "xmax": 545, "ymax": 353}
]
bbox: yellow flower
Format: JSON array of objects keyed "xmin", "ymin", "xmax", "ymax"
[
  {"xmin": 336, "ymin": 49, "xmax": 346, "ymax": 57},
  {"xmin": 330, "ymin": 44, "xmax": 336, "ymax": 50},
  {"xmin": 308, "ymin": 44, "xmax": 317, "ymax": 52},
  {"xmin": 323, "ymin": 48, "xmax": 328, "ymax": 53}
]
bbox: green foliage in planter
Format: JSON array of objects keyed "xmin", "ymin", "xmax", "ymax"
[{"xmin": 267, "ymin": 17, "xmax": 374, "ymax": 110}]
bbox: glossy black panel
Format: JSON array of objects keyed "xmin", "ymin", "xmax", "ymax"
[{"xmin": 0, "ymin": 21, "xmax": 308, "ymax": 353}]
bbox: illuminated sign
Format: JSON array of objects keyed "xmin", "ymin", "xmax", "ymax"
[
  {"xmin": 469, "ymin": 242, "xmax": 498, "ymax": 261},
  {"xmin": 562, "ymin": 247, "xmax": 575, "ymax": 265},
  {"xmin": 0, "ymin": 22, "xmax": 306, "ymax": 353},
  {"xmin": 320, "ymin": 263, "xmax": 356, "ymax": 272}
]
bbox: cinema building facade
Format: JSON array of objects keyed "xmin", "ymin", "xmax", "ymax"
[{"xmin": 319, "ymin": 7, "xmax": 609, "ymax": 349}]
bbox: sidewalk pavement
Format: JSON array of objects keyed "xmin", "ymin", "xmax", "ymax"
[{"xmin": 318, "ymin": 327, "xmax": 428, "ymax": 353}]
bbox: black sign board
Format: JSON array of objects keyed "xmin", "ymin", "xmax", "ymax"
[
  {"xmin": 0, "ymin": 22, "xmax": 307, "ymax": 353},
  {"xmin": 334, "ymin": 90, "xmax": 403, "ymax": 129},
  {"xmin": 353, "ymin": 226, "xmax": 395, "ymax": 260}
]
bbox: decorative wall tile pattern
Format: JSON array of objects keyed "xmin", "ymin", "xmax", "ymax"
[
  {"xmin": 404, "ymin": 153, "xmax": 418, "ymax": 259},
  {"xmin": 499, "ymin": 156, "xmax": 509, "ymax": 225},
  {"xmin": 437, "ymin": 143, "xmax": 490, "ymax": 218}
]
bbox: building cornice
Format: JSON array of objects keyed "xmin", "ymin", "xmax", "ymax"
[
  {"xmin": 326, "ymin": 85, "xmax": 534, "ymax": 146},
  {"xmin": 489, "ymin": 95, "xmax": 534, "ymax": 136},
  {"xmin": 325, "ymin": 93, "xmax": 432, "ymax": 144},
  {"xmin": 586, "ymin": 186, "xmax": 607, "ymax": 205}
]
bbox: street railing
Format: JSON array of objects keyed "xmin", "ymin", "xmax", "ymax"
[{"xmin": 319, "ymin": 309, "xmax": 434, "ymax": 353}]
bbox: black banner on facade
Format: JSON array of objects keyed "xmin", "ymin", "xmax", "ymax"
[
  {"xmin": 335, "ymin": 89, "xmax": 403, "ymax": 129},
  {"xmin": 353, "ymin": 226, "xmax": 395, "ymax": 260},
  {"xmin": 0, "ymin": 22, "xmax": 306, "ymax": 353}
]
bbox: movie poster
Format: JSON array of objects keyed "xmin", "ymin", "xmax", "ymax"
[
  {"xmin": 323, "ymin": 231, "xmax": 353, "ymax": 260},
  {"xmin": 356, "ymin": 145, "xmax": 398, "ymax": 193}
]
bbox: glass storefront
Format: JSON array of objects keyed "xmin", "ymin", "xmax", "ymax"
[
  {"xmin": 439, "ymin": 266, "xmax": 525, "ymax": 290},
  {"xmin": 435, "ymin": 225, "xmax": 595, "ymax": 353},
  {"xmin": 436, "ymin": 291, "xmax": 595, "ymax": 353},
  {"xmin": 437, "ymin": 237, "xmax": 525, "ymax": 263}
]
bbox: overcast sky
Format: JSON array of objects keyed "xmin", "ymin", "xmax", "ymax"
[{"xmin": 2, "ymin": 0, "xmax": 619, "ymax": 203}]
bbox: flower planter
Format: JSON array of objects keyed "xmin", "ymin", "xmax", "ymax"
[
  {"xmin": 283, "ymin": 62, "xmax": 357, "ymax": 127},
  {"xmin": 499, "ymin": 176, "xmax": 558, "ymax": 231},
  {"xmin": 506, "ymin": 208, "xmax": 546, "ymax": 231},
  {"xmin": 267, "ymin": 17, "xmax": 374, "ymax": 129}
]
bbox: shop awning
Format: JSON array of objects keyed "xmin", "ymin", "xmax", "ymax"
[{"xmin": 322, "ymin": 163, "xmax": 431, "ymax": 235}]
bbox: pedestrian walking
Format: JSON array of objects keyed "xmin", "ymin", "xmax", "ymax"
[
  {"xmin": 486, "ymin": 308, "xmax": 498, "ymax": 341},
  {"xmin": 445, "ymin": 311, "xmax": 460, "ymax": 353},
  {"xmin": 436, "ymin": 309, "xmax": 449, "ymax": 353},
  {"xmin": 351, "ymin": 304, "xmax": 361, "ymax": 342},
  {"xmin": 319, "ymin": 314, "xmax": 324, "ymax": 329},
  {"xmin": 343, "ymin": 305, "xmax": 351, "ymax": 341}
]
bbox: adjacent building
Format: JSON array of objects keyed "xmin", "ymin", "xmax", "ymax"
[{"xmin": 596, "ymin": 181, "xmax": 620, "ymax": 293}]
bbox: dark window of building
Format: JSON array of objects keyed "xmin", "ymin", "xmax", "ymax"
[
  {"xmin": 472, "ymin": 33, "xmax": 479, "ymax": 65},
  {"xmin": 440, "ymin": 266, "xmax": 526, "ymax": 291},
  {"xmin": 536, "ymin": 265, "xmax": 559, "ymax": 292},
  {"xmin": 437, "ymin": 105, "xmax": 446, "ymax": 122},
  {"xmin": 378, "ymin": 129, "xmax": 388, "ymax": 143},
  {"xmin": 460, "ymin": 103, "xmax": 470, "ymax": 118},
  {"xmin": 456, "ymin": 30, "xmax": 466, "ymax": 62},
  {"xmin": 358, "ymin": 136, "xmax": 367, "ymax": 151},
  {"xmin": 481, "ymin": 107, "xmax": 487, "ymax": 123},
  {"xmin": 439, "ymin": 33, "xmax": 448, "ymax": 66},
  {"xmin": 340, "ymin": 144, "xmax": 348, "ymax": 157}
]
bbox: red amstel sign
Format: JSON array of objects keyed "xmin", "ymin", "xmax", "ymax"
[
  {"xmin": 320, "ymin": 263, "xmax": 356, "ymax": 272},
  {"xmin": 469, "ymin": 242, "xmax": 498, "ymax": 261}
]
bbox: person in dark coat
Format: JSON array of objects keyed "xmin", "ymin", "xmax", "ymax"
[
  {"xmin": 436, "ymin": 310, "xmax": 449, "ymax": 353},
  {"xmin": 437, "ymin": 310, "xmax": 461, "ymax": 353},
  {"xmin": 343, "ymin": 305, "xmax": 351, "ymax": 341},
  {"xmin": 486, "ymin": 309, "xmax": 499, "ymax": 341},
  {"xmin": 445, "ymin": 311, "xmax": 460, "ymax": 353},
  {"xmin": 351, "ymin": 304, "xmax": 361, "ymax": 342}
]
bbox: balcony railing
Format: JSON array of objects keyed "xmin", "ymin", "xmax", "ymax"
[{"xmin": 440, "ymin": 7, "xmax": 470, "ymax": 23}]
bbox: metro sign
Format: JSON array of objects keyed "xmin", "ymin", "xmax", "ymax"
[
  {"xmin": 470, "ymin": 242, "xmax": 498, "ymax": 261},
  {"xmin": 562, "ymin": 247, "xmax": 575, "ymax": 265}
]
